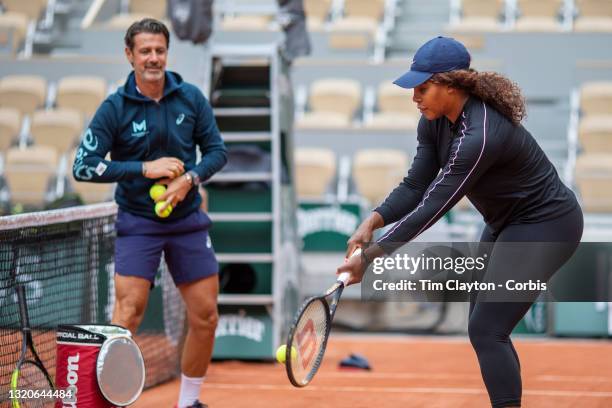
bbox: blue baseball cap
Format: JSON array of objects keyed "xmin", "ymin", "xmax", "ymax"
[{"xmin": 394, "ymin": 36, "xmax": 471, "ymax": 89}]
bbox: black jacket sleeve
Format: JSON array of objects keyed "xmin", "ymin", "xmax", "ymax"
[{"xmin": 374, "ymin": 117, "xmax": 440, "ymax": 225}]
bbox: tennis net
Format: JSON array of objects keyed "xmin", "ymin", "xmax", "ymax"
[{"xmin": 0, "ymin": 203, "xmax": 186, "ymax": 403}]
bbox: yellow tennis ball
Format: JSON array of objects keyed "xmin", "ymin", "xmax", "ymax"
[
  {"xmin": 149, "ymin": 184, "xmax": 166, "ymax": 201},
  {"xmin": 155, "ymin": 201, "xmax": 173, "ymax": 218},
  {"xmin": 276, "ymin": 345, "xmax": 297, "ymax": 364}
]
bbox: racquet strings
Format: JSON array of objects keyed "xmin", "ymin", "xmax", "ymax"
[{"xmin": 288, "ymin": 299, "xmax": 330, "ymax": 386}]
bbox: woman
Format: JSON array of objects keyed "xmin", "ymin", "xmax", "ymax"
[{"xmin": 337, "ymin": 36, "xmax": 583, "ymax": 408}]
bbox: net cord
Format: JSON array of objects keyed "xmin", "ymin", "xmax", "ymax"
[{"xmin": 0, "ymin": 203, "xmax": 117, "ymax": 231}]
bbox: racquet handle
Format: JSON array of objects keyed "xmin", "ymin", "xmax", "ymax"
[
  {"xmin": 15, "ymin": 285, "xmax": 31, "ymax": 329},
  {"xmin": 337, "ymin": 272, "xmax": 351, "ymax": 284},
  {"xmin": 338, "ymin": 248, "xmax": 363, "ymax": 284}
]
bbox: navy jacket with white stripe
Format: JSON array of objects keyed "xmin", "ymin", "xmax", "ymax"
[{"xmin": 72, "ymin": 71, "xmax": 227, "ymax": 221}]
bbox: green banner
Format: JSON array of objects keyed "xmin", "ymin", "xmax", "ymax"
[
  {"xmin": 298, "ymin": 202, "xmax": 362, "ymax": 252},
  {"xmin": 213, "ymin": 305, "xmax": 273, "ymax": 359}
]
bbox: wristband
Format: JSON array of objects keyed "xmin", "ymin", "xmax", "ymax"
[
  {"xmin": 184, "ymin": 172, "xmax": 193, "ymax": 185},
  {"xmin": 142, "ymin": 162, "xmax": 148, "ymax": 177}
]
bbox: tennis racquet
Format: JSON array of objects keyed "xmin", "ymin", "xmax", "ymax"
[
  {"xmin": 10, "ymin": 284, "xmax": 55, "ymax": 408},
  {"xmin": 285, "ymin": 248, "xmax": 361, "ymax": 387}
]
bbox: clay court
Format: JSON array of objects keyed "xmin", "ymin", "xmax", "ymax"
[{"xmin": 133, "ymin": 335, "xmax": 612, "ymax": 408}]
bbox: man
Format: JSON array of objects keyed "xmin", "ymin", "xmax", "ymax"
[{"xmin": 72, "ymin": 18, "xmax": 226, "ymax": 408}]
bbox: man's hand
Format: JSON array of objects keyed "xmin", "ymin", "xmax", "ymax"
[
  {"xmin": 143, "ymin": 158, "xmax": 184, "ymax": 179},
  {"xmin": 155, "ymin": 174, "xmax": 193, "ymax": 212}
]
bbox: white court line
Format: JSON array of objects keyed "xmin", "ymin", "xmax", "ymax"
[
  {"xmin": 330, "ymin": 334, "xmax": 612, "ymax": 347},
  {"xmin": 536, "ymin": 375, "xmax": 612, "ymax": 383},
  {"xmin": 212, "ymin": 370, "xmax": 480, "ymax": 381},
  {"xmin": 204, "ymin": 383, "xmax": 612, "ymax": 398},
  {"xmin": 211, "ymin": 369, "xmax": 612, "ymax": 383}
]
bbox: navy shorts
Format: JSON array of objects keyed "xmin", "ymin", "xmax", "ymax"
[{"xmin": 114, "ymin": 209, "xmax": 218, "ymax": 286}]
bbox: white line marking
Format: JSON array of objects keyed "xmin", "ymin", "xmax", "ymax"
[
  {"xmin": 204, "ymin": 383, "xmax": 612, "ymax": 398},
  {"xmin": 210, "ymin": 369, "xmax": 612, "ymax": 383}
]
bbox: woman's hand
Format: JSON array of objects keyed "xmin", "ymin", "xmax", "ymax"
[
  {"xmin": 346, "ymin": 212, "xmax": 384, "ymax": 257},
  {"xmin": 336, "ymin": 250, "xmax": 366, "ymax": 286}
]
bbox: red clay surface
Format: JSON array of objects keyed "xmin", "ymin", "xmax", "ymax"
[{"xmin": 132, "ymin": 335, "xmax": 612, "ymax": 408}]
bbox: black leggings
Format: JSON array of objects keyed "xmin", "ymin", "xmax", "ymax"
[{"xmin": 468, "ymin": 205, "xmax": 583, "ymax": 408}]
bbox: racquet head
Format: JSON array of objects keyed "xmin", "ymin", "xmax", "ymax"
[
  {"xmin": 285, "ymin": 248, "xmax": 360, "ymax": 387},
  {"xmin": 285, "ymin": 296, "xmax": 332, "ymax": 387}
]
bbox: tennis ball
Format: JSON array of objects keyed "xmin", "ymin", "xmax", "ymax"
[
  {"xmin": 149, "ymin": 184, "xmax": 166, "ymax": 201},
  {"xmin": 155, "ymin": 201, "xmax": 173, "ymax": 218},
  {"xmin": 276, "ymin": 345, "xmax": 297, "ymax": 364}
]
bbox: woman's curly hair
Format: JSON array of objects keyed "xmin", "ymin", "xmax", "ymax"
[{"xmin": 430, "ymin": 69, "xmax": 527, "ymax": 126}]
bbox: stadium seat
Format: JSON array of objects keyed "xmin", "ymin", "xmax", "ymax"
[
  {"xmin": 365, "ymin": 112, "xmax": 418, "ymax": 131},
  {"xmin": 365, "ymin": 81, "xmax": 419, "ymax": 129},
  {"xmin": 296, "ymin": 111, "xmax": 352, "ymax": 129},
  {"xmin": 221, "ymin": 15, "xmax": 273, "ymax": 31},
  {"xmin": 30, "ymin": 109, "xmax": 83, "ymax": 155},
  {"xmin": 328, "ymin": 17, "xmax": 377, "ymax": 50},
  {"xmin": 0, "ymin": 12, "xmax": 28, "ymax": 52},
  {"xmin": 454, "ymin": 196, "xmax": 475, "ymax": 211},
  {"xmin": 461, "ymin": 0, "xmax": 504, "ymax": 19},
  {"xmin": 352, "ymin": 149, "xmax": 409, "ymax": 205},
  {"xmin": 69, "ymin": 149, "xmax": 115, "ymax": 204},
  {"xmin": 304, "ymin": 0, "xmax": 332, "ymax": 23},
  {"xmin": 0, "ymin": 75, "xmax": 47, "ymax": 115},
  {"xmin": 56, "ymin": 76, "xmax": 106, "ymax": 118},
  {"xmin": 1, "ymin": 0, "xmax": 48, "ymax": 21},
  {"xmin": 344, "ymin": 0, "xmax": 386, "ymax": 20},
  {"xmin": 574, "ymin": 17, "xmax": 612, "ymax": 32},
  {"xmin": 576, "ymin": 0, "xmax": 612, "ymax": 18},
  {"xmin": 106, "ymin": 13, "xmax": 152, "ymax": 29},
  {"xmin": 308, "ymin": 78, "xmax": 362, "ymax": 119},
  {"xmin": 4, "ymin": 145, "xmax": 57, "ymax": 207},
  {"xmin": 295, "ymin": 147, "xmax": 336, "ymax": 198},
  {"xmin": 377, "ymin": 81, "xmax": 419, "ymax": 116},
  {"xmin": 580, "ymin": 82, "xmax": 612, "ymax": 117},
  {"xmin": 516, "ymin": 0, "xmax": 562, "ymax": 18},
  {"xmin": 365, "ymin": 112, "xmax": 419, "ymax": 131},
  {"xmin": 307, "ymin": 17, "xmax": 325, "ymax": 31},
  {"xmin": 578, "ymin": 116, "xmax": 612, "ymax": 154},
  {"xmin": 574, "ymin": 153, "xmax": 612, "ymax": 212},
  {"xmin": 446, "ymin": 18, "xmax": 501, "ymax": 50},
  {"xmin": 111, "ymin": 79, "xmax": 125, "ymax": 93},
  {"xmin": 514, "ymin": 17, "xmax": 562, "ymax": 32},
  {"xmin": 129, "ymin": 0, "xmax": 167, "ymax": 20},
  {"xmin": 0, "ymin": 107, "xmax": 22, "ymax": 151}
]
